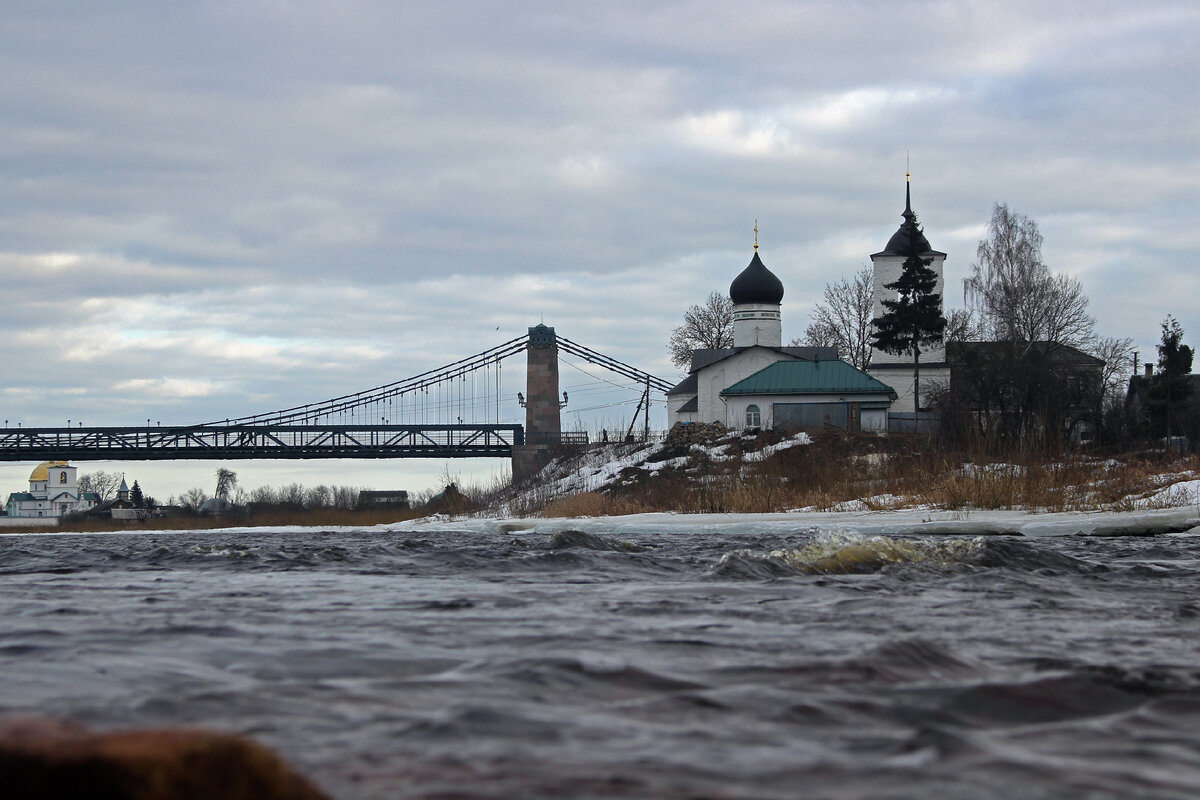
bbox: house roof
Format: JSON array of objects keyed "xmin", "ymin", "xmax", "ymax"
[
  {"xmin": 666, "ymin": 372, "xmax": 698, "ymax": 396},
  {"xmin": 720, "ymin": 359, "xmax": 898, "ymax": 397},
  {"xmin": 7, "ymin": 492, "xmax": 35, "ymax": 503},
  {"xmin": 677, "ymin": 396, "xmax": 698, "ymax": 413},
  {"xmin": 948, "ymin": 340, "xmax": 1105, "ymax": 366},
  {"xmin": 687, "ymin": 345, "xmax": 838, "ymax": 374}
]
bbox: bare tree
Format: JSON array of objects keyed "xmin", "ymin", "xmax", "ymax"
[
  {"xmin": 1089, "ymin": 335, "xmax": 1137, "ymax": 401},
  {"xmin": 304, "ymin": 484, "xmax": 332, "ymax": 509},
  {"xmin": 668, "ymin": 291, "xmax": 734, "ymax": 369},
  {"xmin": 795, "ymin": 320, "xmax": 837, "ymax": 350},
  {"xmin": 964, "ymin": 203, "xmax": 1094, "ymax": 353},
  {"xmin": 249, "ymin": 485, "xmax": 278, "ymax": 505},
  {"xmin": 179, "ymin": 487, "xmax": 209, "ymax": 511},
  {"xmin": 78, "ymin": 471, "xmax": 124, "ymax": 501},
  {"xmin": 278, "ymin": 483, "xmax": 305, "ymax": 507},
  {"xmin": 943, "ymin": 308, "xmax": 985, "ymax": 343},
  {"xmin": 214, "ymin": 467, "xmax": 238, "ymax": 501},
  {"xmin": 792, "ymin": 265, "xmax": 874, "ymax": 368},
  {"xmin": 332, "ymin": 485, "xmax": 360, "ymax": 509}
]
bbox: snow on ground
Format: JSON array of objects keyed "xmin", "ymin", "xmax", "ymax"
[
  {"xmin": 1134, "ymin": 478, "xmax": 1200, "ymax": 509},
  {"xmin": 506, "ymin": 430, "xmax": 816, "ymax": 511},
  {"xmin": 742, "ymin": 432, "xmax": 813, "ymax": 462},
  {"xmin": 492, "ymin": 432, "xmax": 1200, "ymax": 532},
  {"xmin": 406, "ymin": 506, "xmax": 1200, "ymax": 539}
]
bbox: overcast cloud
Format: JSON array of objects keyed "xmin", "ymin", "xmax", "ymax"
[{"xmin": 1, "ymin": 1, "xmax": 1197, "ymax": 497}]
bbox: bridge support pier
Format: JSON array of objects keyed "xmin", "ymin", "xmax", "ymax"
[{"xmin": 512, "ymin": 324, "xmax": 562, "ymax": 481}]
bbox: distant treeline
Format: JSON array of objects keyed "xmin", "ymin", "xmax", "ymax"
[{"xmin": 170, "ymin": 483, "xmax": 365, "ymax": 511}]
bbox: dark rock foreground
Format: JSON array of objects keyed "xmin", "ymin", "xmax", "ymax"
[{"xmin": 0, "ymin": 717, "xmax": 330, "ymax": 800}]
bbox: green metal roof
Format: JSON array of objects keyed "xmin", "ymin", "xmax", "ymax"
[{"xmin": 720, "ymin": 359, "xmax": 897, "ymax": 397}]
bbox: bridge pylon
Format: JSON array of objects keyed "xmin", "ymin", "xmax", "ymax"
[{"xmin": 512, "ymin": 323, "xmax": 563, "ymax": 480}]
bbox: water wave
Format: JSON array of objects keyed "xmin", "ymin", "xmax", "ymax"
[
  {"xmin": 713, "ymin": 532, "xmax": 1104, "ymax": 577},
  {"xmin": 546, "ymin": 529, "xmax": 649, "ymax": 552},
  {"xmin": 714, "ymin": 532, "xmax": 986, "ymax": 576}
]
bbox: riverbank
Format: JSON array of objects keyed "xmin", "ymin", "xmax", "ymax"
[
  {"xmin": 11, "ymin": 429, "xmax": 1200, "ymax": 533},
  {"xmin": 0, "ymin": 506, "xmax": 423, "ymax": 535},
  {"xmin": 491, "ymin": 427, "xmax": 1200, "ymax": 518}
]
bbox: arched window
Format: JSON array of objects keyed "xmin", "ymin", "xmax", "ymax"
[
  {"xmin": 745, "ymin": 404, "xmax": 761, "ymax": 428},
  {"xmin": 59, "ymin": 471, "xmax": 68, "ymax": 484}
]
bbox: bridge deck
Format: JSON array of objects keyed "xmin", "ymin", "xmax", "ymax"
[{"xmin": 0, "ymin": 424, "xmax": 525, "ymax": 461}]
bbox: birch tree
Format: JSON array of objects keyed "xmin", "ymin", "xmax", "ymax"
[{"xmin": 963, "ymin": 203, "xmax": 1094, "ymax": 353}]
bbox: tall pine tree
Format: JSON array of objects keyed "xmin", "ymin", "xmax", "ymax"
[{"xmin": 870, "ymin": 213, "xmax": 946, "ymax": 430}]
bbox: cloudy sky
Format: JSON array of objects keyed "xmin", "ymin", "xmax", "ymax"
[{"xmin": 1, "ymin": 1, "xmax": 1197, "ymax": 499}]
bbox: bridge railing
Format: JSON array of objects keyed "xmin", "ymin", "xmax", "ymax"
[{"xmin": 523, "ymin": 431, "xmax": 589, "ymax": 448}]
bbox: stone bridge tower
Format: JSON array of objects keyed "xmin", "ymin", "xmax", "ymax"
[{"xmin": 512, "ymin": 323, "xmax": 562, "ymax": 480}]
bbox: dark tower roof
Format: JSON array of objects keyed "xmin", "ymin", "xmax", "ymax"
[
  {"xmin": 729, "ymin": 251, "xmax": 784, "ymax": 305},
  {"xmin": 874, "ymin": 181, "xmax": 943, "ymax": 257}
]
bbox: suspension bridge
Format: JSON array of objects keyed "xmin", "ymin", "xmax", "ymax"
[{"xmin": 0, "ymin": 326, "xmax": 673, "ymax": 478}]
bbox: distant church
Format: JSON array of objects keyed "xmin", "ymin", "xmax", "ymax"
[
  {"xmin": 5, "ymin": 461, "xmax": 99, "ymax": 518},
  {"xmin": 667, "ymin": 179, "xmax": 946, "ymax": 433}
]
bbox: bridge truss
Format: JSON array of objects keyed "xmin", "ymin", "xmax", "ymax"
[{"xmin": 0, "ymin": 424, "xmax": 523, "ymax": 462}]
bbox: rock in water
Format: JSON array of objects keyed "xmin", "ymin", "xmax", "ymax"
[{"xmin": 0, "ymin": 717, "xmax": 330, "ymax": 800}]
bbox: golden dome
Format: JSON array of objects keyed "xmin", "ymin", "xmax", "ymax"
[{"xmin": 29, "ymin": 461, "xmax": 69, "ymax": 482}]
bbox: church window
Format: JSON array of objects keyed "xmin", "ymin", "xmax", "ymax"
[
  {"xmin": 745, "ymin": 404, "xmax": 762, "ymax": 427},
  {"xmin": 59, "ymin": 471, "xmax": 68, "ymax": 484}
]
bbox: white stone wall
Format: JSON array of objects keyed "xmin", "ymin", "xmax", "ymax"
[
  {"xmin": 869, "ymin": 252, "xmax": 946, "ymax": 366},
  {"xmin": 697, "ymin": 348, "xmax": 796, "ymax": 422},
  {"xmin": 868, "ymin": 365, "xmax": 950, "ymax": 415},
  {"xmin": 732, "ymin": 304, "xmax": 782, "ymax": 347},
  {"xmin": 667, "ymin": 396, "xmax": 699, "ymax": 427},
  {"xmin": 723, "ymin": 393, "xmax": 896, "ymax": 430}
]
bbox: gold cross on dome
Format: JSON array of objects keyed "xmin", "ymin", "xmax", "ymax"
[{"xmin": 754, "ymin": 219, "xmax": 759, "ymax": 251}]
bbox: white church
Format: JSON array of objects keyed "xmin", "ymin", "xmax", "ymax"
[
  {"xmin": 5, "ymin": 461, "xmax": 100, "ymax": 518},
  {"xmin": 667, "ymin": 180, "xmax": 945, "ymax": 433}
]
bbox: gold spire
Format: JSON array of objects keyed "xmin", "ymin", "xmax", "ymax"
[
  {"xmin": 906, "ymin": 150, "xmax": 911, "ymax": 181},
  {"xmin": 754, "ymin": 219, "xmax": 759, "ymax": 252}
]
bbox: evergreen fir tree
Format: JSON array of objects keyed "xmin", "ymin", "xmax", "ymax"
[
  {"xmin": 870, "ymin": 215, "xmax": 946, "ymax": 430},
  {"xmin": 1150, "ymin": 316, "xmax": 1193, "ymax": 439},
  {"xmin": 129, "ymin": 480, "xmax": 144, "ymax": 508}
]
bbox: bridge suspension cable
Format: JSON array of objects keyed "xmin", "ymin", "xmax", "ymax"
[
  {"xmin": 555, "ymin": 336, "xmax": 674, "ymax": 393},
  {"xmin": 202, "ymin": 335, "xmax": 531, "ymax": 426}
]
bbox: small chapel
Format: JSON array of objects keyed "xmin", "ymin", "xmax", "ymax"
[
  {"xmin": 667, "ymin": 179, "xmax": 948, "ymax": 434},
  {"xmin": 667, "ymin": 233, "xmax": 899, "ymax": 433}
]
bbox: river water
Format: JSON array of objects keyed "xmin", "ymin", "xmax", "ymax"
[{"xmin": 3, "ymin": 523, "xmax": 1200, "ymax": 799}]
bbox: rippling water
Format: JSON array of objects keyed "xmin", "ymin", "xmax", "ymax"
[{"xmin": 3, "ymin": 524, "xmax": 1200, "ymax": 799}]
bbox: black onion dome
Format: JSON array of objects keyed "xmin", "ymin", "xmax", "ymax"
[
  {"xmin": 881, "ymin": 182, "xmax": 932, "ymax": 256},
  {"xmin": 729, "ymin": 252, "xmax": 784, "ymax": 305}
]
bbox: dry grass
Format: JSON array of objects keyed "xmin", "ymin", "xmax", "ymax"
[
  {"xmin": 521, "ymin": 432, "xmax": 1200, "ymax": 517},
  {"xmin": 539, "ymin": 492, "xmax": 647, "ymax": 518}
]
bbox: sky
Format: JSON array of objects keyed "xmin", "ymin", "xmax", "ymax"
[{"xmin": 1, "ymin": 1, "xmax": 1197, "ymax": 500}]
